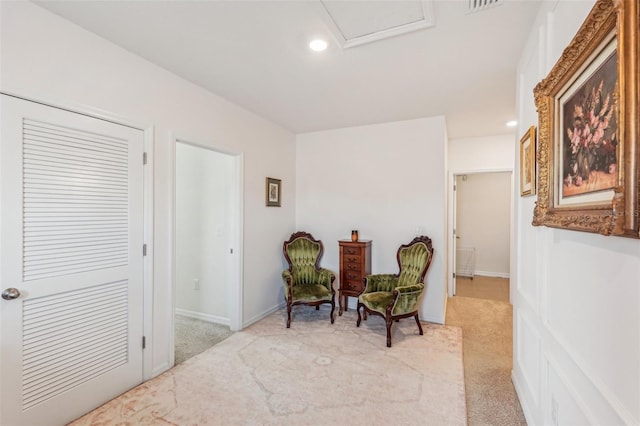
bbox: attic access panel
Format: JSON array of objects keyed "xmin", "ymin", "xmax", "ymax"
[{"xmin": 320, "ymin": 0, "xmax": 435, "ymax": 48}]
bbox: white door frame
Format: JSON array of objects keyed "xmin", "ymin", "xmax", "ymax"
[
  {"xmin": 170, "ymin": 136, "xmax": 244, "ymax": 365},
  {"xmin": 447, "ymin": 168, "xmax": 514, "ymax": 298}
]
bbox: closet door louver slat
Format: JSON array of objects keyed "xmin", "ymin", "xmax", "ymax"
[
  {"xmin": 21, "ymin": 280, "xmax": 129, "ymax": 410},
  {"xmin": 22, "ymin": 119, "xmax": 129, "ymax": 282}
]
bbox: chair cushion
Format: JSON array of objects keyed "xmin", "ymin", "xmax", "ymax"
[
  {"xmin": 359, "ymin": 291, "xmax": 395, "ymax": 315},
  {"xmin": 286, "ymin": 237, "xmax": 322, "ymax": 285},
  {"xmin": 397, "ymin": 242, "xmax": 431, "ymax": 287},
  {"xmin": 292, "ymin": 283, "xmax": 332, "ymax": 301}
]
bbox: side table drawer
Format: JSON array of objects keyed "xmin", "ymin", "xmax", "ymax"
[
  {"xmin": 344, "ymin": 255, "xmax": 361, "ymax": 264},
  {"xmin": 343, "ymin": 280, "xmax": 363, "ymax": 292},
  {"xmin": 345, "ymin": 271, "xmax": 361, "ymax": 281},
  {"xmin": 343, "ymin": 246, "xmax": 360, "ymax": 256},
  {"xmin": 345, "ymin": 263, "xmax": 360, "ymax": 271}
]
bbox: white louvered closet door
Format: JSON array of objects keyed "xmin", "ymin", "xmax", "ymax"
[{"xmin": 0, "ymin": 95, "xmax": 144, "ymax": 426}]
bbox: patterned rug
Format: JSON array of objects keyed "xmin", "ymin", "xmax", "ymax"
[{"xmin": 70, "ymin": 307, "xmax": 466, "ymax": 425}]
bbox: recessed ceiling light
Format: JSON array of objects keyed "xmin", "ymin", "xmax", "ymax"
[
  {"xmin": 309, "ymin": 39, "xmax": 328, "ymax": 52},
  {"xmin": 506, "ymin": 120, "xmax": 518, "ymax": 128}
]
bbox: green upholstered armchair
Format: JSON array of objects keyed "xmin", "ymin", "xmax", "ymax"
[
  {"xmin": 282, "ymin": 232, "xmax": 336, "ymax": 328},
  {"xmin": 357, "ymin": 236, "xmax": 434, "ymax": 347}
]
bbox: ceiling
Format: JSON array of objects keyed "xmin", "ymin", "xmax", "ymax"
[{"xmin": 35, "ymin": 0, "xmax": 543, "ymax": 139}]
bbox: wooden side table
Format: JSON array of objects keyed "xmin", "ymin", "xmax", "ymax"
[{"xmin": 338, "ymin": 239, "xmax": 371, "ymax": 315}]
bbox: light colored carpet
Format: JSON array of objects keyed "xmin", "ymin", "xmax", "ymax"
[
  {"xmin": 446, "ymin": 295, "xmax": 526, "ymax": 426},
  {"xmin": 455, "ymin": 276, "xmax": 510, "ymax": 303},
  {"xmin": 70, "ymin": 307, "xmax": 466, "ymax": 425},
  {"xmin": 174, "ymin": 314, "xmax": 233, "ymax": 365}
]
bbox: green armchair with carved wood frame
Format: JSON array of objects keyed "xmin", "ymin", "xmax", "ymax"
[
  {"xmin": 357, "ymin": 236, "xmax": 434, "ymax": 347},
  {"xmin": 282, "ymin": 232, "xmax": 336, "ymax": 328}
]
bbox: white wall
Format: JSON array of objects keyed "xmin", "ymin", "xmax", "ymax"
[
  {"xmin": 513, "ymin": 1, "xmax": 640, "ymax": 425},
  {"xmin": 1, "ymin": 1, "xmax": 296, "ymax": 377},
  {"xmin": 455, "ymin": 172, "xmax": 511, "ymax": 277},
  {"xmin": 296, "ymin": 117, "xmax": 448, "ymax": 324},
  {"xmin": 449, "ymin": 134, "xmax": 515, "ymax": 172},
  {"xmin": 176, "ymin": 142, "xmax": 233, "ymax": 323}
]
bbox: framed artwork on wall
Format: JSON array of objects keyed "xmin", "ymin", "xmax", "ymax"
[
  {"xmin": 520, "ymin": 126, "xmax": 536, "ymax": 196},
  {"xmin": 532, "ymin": 0, "xmax": 639, "ymax": 238},
  {"xmin": 266, "ymin": 177, "xmax": 281, "ymax": 207}
]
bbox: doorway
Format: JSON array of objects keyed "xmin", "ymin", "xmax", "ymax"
[
  {"xmin": 455, "ymin": 172, "xmax": 511, "ymax": 301},
  {"xmin": 449, "ymin": 170, "xmax": 512, "ymax": 300},
  {"xmin": 173, "ymin": 140, "xmax": 242, "ymax": 365}
]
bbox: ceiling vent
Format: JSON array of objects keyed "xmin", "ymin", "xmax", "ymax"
[
  {"xmin": 467, "ymin": 0, "xmax": 504, "ymax": 14},
  {"xmin": 319, "ymin": 0, "xmax": 435, "ymax": 49}
]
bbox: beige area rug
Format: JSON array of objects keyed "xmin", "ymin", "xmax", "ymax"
[
  {"xmin": 446, "ymin": 296, "xmax": 526, "ymax": 426},
  {"xmin": 70, "ymin": 307, "xmax": 466, "ymax": 425}
]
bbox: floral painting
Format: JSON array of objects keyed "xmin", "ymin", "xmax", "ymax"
[
  {"xmin": 561, "ymin": 51, "xmax": 618, "ymax": 198},
  {"xmin": 533, "ymin": 0, "xmax": 639, "ymax": 237}
]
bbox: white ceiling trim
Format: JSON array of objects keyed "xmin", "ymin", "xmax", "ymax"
[{"xmin": 319, "ymin": 0, "xmax": 435, "ymax": 49}]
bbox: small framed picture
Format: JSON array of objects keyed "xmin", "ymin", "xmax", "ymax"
[
  {"xmin": 519, "ymin": 126, "xmax": 536, "ymax": 196},
  {"xmin": 266, "ymin": 177, "xmax": 281, "ymax": 207}
]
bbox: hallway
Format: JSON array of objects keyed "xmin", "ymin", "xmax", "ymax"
[{"xmin": 446, "ymin": 277, "xmax": 526, "ymax": 425}]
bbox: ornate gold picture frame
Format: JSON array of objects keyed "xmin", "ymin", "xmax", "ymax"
[
  {"xmin": 520, "ymin": 126, "xmax": 537, "ymax": 196},
  {"xmin": 532, "ymin": 0, "xmax": 639, "ymax": 238}
]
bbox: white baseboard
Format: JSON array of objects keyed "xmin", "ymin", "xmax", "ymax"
[
  {"xmin": 243, "ymin": 303, "xmax": 285, "ymax": 329},
  {"xmin": 175, "ymin": 308, "xmax": 230, "ymax": 326},
  {"xmin": 422, "ymin": 313, "xmax": 445, "ymax": 325},
  {"xmin": 152, "ymin": 362, "xmax": 172, "ymax": 379},
  {"xmin": 474, "ymin": 270, "xmax": 510, "ymax": 279},
  {"xmin": 512, "ymin": 370, "xmax": 535, "ymax": 425}
]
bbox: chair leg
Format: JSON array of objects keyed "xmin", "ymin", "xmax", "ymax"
[
  {"xmin": 414, "ymin": 313, "xmax": 424, "ymax": 335},
  {"xmin": 316, "ymin": 305, "xmax": 319, "ymax": 310},
  {"xmin": 330, "ymin": 300, "xmax": 335, "ymax": 324},
  {"xmin": 286, "ymin": 305, "xmax": 292, "ymax": 328},
  {"xmin": 386, "ymin": 317, "xmax": 393, "ymax": 347},
  {"xmin": 356, "ymin": 303, "xmax": 362, "ymax": 327}
]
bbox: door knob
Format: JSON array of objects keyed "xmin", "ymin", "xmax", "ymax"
[{"xmin": 1, "ymin": 288, "xmax": 20, "ymax": 300}]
